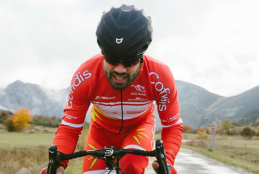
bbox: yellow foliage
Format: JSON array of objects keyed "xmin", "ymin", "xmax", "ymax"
[
  {"xmin": 13, "ymin": 108, "xmax": 33, "ymax": 131},
  {"xmin": 255, "ymin": 130, "xmax": 259, "ymax": 137},
  {"xmin": 197, "ymin": 129, "xmax": 208, "ymax": 139},
  {"xmin": 4, "ymin": 108, "xmax": 33, "ymax": 132}
]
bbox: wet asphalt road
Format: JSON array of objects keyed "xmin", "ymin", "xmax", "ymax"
[{"xmin": 145, "ymin": 148, "xmax": 253, "ymax": 174}]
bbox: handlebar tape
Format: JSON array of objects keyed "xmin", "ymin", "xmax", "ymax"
[{"xmin": 59, "ymin": 149, "xmax": 156, "ymax": 161}]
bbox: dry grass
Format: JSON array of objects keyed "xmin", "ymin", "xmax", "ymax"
[
  {"xmin": 0, "ymin": 132, "xmax": 55, "ymax": 148},
  {"xmin": 183, "ymin": 133, "xmax": 259, "ymax": 174},
  {"xmin": 0, "ymin": 125, "xmax": 88, "ymax": 174},
  {"xmin": 0, "ymin": 145, "xmax": 48, "ymax": 174}
]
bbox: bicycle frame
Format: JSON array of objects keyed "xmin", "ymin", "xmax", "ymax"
[{"xmin": 47, "ymin": 139, "xmax": 169, "ymax": 174}]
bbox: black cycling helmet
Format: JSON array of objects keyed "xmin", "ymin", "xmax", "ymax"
[{"xmin": 96, "ymin": 4, "xmax": 153, "ymax": 60}]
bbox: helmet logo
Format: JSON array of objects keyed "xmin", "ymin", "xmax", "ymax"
[{"xmin": 116, "ymin": 38, "xmax": 123, "ymax": 44}]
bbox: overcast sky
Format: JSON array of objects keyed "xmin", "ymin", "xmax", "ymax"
[{"xmin": 1, "ymin": 0, "xmax": 259, "ymax": 97}]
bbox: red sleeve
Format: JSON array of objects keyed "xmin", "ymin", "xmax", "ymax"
[
  {"xmin": 53, "ymin": 65, "xmax": 92, "ymax": 168},
  {"xmin": 149, "ymin": 62, "xmax": 183, "ymax": 168}
]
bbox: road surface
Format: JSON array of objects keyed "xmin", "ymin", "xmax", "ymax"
[{"xmin": 145, "ymin": 147, "xmax": 253, "ymax": 174}]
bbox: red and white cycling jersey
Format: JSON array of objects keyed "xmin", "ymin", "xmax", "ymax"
[{"xmin": 53, "ymin": 54, "xmax": 183, "ymax": 168}]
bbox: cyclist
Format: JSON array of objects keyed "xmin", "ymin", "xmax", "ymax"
[{"xmin": 40, "ymin": 4, "xmax": 183, "ymax": 174}]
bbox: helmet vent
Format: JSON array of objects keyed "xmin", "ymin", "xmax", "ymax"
[{"xmin": 121, "ymin": 4, "xmax": 134, "ymax": 12}]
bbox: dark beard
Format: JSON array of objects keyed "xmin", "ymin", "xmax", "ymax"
[{"xmin": 103, "ymin": 65, "xmax": 140, "ymax": 90}]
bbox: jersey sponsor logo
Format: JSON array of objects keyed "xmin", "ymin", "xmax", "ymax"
[
  {"xmin": 95, "ymin": 96, "xmax": 116, "ymax": 100},
  {"xmin": 128, "ymin": 97, "xmax": 148, "ymax": 102},
  {"xmin": 169, "ymin": 113, "xmax": 179, "ymax": 122},
  {"xmin": 131, "ymin": 85, "xmax": 146, "ymax": 92},
  {"xmin": 64, "ymin": 114, "xmax": 77, "ymax": 120},
  {"xmin": 116, "ymin": 38, "xmax": 123, "ymax": 44},
  {"xmin": 67, "ymin": 70, "xmax": 92, "ymax": 109},
  {"xmin": 149, "ymin": 72, "xmax": 170, "ymax": 112},
  {"xmin": 131, "ymin": 92, "xmax": 146, "ymax": 96},
  {"xmin": 161, "ymin": 113, "xmax": 179, "ymax": 123},
  {"xmin": 131, "ymin": 84, "xmax": 146, "ymax": 96}
]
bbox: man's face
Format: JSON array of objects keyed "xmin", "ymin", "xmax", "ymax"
[{"xmin": 103, "ymin": 59, "xmax": 141, "ymax": 90}]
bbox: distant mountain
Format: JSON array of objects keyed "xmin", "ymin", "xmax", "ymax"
[
  {"xmin": 175, "ymin": 81, "xmax": 221, "ymax": 128},
  {"xmin": 234, "ymin": 108, "xmax": 259, "ymax": 124},
  {"xmin": 201, "ymin": 85, "xmax": 259, "ymax": 126},
  {"xmin": 0, "ymin": 80, "xmax": 68, "ymax": 117},
  {"xmin": 0, "ymin": 80, "xmax": 258, "ymax": 128}
]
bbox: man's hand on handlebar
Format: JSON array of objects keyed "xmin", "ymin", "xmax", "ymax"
[
  {"xmin": 152, "ymin": 160, "xmax": 160, "ymax": 173},
  {"xmin": 152, "ymin": 160, "xmax": 172, "ymax": 174},
  {"xmin": 56, "ymin": 166, "xmax": 65, "ymax": 174}
]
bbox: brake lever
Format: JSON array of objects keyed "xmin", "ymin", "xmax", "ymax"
[
  {"xmin": 155, "ymin": 140, "xmax": 169, "ymax": 174},
  {"xmin": 47, "ymin": 144, "xmax": 60, "ymax": 174}
]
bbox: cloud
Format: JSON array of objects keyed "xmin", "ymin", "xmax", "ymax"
[{"xmin": 0, "ymin": 0, "xmax": 259, "ymax": 96}]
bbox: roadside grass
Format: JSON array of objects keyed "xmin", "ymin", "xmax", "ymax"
[
  {"xmin": 0, "ymin": 145, "xmax": 49, "ymax": 174},
  {"xmin": 65, "ymin": 159, "xmax": 83, "ymax": 174},
  {"xmin": 1, "ymin": 127, "xmax": 259, "ymax": 174},
  {"xmin": 0, "ymin": 126, "xmax": 87, "ymax": 174},
  {"xmin": 182, "ymin": 133, "xmax": 259, "ymax": 174},
  {"xmin": 0, "ymin": 132, "xmax": 55, "ymax": 148}
]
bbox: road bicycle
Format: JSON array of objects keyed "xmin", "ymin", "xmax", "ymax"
[{"xmin": 47, "ymin": 139, "xmax": 169, "ymax": 174}]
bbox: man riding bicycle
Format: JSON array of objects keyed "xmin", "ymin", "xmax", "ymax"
[{"xmin": 40, "ymin": 4, "xmax": 183, "ymax": 174}]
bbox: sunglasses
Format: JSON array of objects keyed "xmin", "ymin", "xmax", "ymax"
[{"xmin": 103, "ymin": 52, "xmax": 142, "ymax": 68}]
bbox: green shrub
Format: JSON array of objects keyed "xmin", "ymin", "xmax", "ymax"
[
  {"xmin": 197, "ymin": 129, "xmax": 208, "ymax": 139},
  {"xmin": 30, "ymin": 115, "xmax": 62, "ymax": 127},
  {"xmin": 241, "ymin": 127, "xmax": 253, "ymax": 139},
  {"xmin": 3, "ymin": 117, "xmax": 15, "ymax": 131}
]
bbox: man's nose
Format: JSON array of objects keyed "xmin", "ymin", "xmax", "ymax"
[{"xmin": 114, "ymin": 63, "xmax": 126, "ymax": 74}]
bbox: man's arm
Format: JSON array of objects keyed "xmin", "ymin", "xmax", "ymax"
[
  {"xmin": 149, "ymin": 62, "xmax": 183, "ymax": 174},
  {"xmin": 52, "ymin": 64, "xmax": 92, "ymax": 168}
]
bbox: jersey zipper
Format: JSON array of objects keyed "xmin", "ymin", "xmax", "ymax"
[{"xmin": 118, "ymin": 90, "xmax": 123, "ymax": 134}]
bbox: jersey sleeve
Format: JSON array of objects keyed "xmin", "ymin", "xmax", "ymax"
[
  {"xmin": 149, "ymin": 64, "xmax": 183, "ymax": 168},
  {"xmin": 53, "ymin": 65, "xmax": 92, "ymax": 168}
]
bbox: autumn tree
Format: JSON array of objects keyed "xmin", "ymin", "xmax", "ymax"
[
  {"xmin": 4, "ymin": 108, "xmax": 33, "ymax": 132},
  {"xmin": 221, "ymin": 119, "xmax": 232, "ymax": 134},
  {"xmin": 183, "ymin": 125, "xmax": 192, "ymax": 133}
]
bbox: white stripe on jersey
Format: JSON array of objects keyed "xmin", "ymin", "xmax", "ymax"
[
  {"xmin": 92, "ymin": 100, "xmax": 153, "ymax": 106},
  {"xmin": 93, "ymin": 102, "xmax": 153, "ymax": 120},
  {"xmin": 161, "ymin": 118, "xmax": 183, "ymax": 128},
  {"xmin": 61, "ymin": 120, "xmax": 84, "ymax": 128}
]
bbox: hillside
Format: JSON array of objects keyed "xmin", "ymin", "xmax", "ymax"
[
  {"xmin": 234, "ymin": 108, "xmax": 259, "ymax": 124},
  {"xmin": 0, "ymin": 80, "xmax": 258, "ymax": 128},
  {"xmin": 175, "ymin": 80, "xmax": 221, "ymax": 128},
  {"xmin": 0, "ymin": 80, "xmax": 68, "ymax": 117},
  {"xmin": 201, "ymin": 85, "xmax": 259, "ymax": 126}
]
